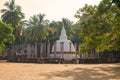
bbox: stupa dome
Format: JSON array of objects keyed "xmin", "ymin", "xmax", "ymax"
[
  {"xmin": 50, "ymin": 26, "xmax": 77, "ymax": 61},
  {"xmin": 52, "ymin": 26, "xmax": 75, "ymax": 52}
]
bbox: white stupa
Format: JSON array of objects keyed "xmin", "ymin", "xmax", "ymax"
[{"xmin": 50, "ymin": 26, "xmax": 76, "ymax": 61}]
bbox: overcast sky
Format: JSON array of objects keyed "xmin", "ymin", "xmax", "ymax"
[{"xmin": 0, "ymin": 0, "xmax": 102, "ymax": 22}]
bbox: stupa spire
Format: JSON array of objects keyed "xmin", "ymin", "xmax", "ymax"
[{"xmin": 60, "ymin": 26, "xmax": 68, "ymax": 40}]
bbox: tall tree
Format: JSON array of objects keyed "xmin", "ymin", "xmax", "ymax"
[
  {"xmin": 75, "ymin": 4, "xmax": 98, "ymax": 53},
  {"xmin": 0, "ymin": 0, "xmax": 25, "ymax": 45},
  {"xmin": 75, "ymin": 0, "xmax": 120, "ymax": 53}
]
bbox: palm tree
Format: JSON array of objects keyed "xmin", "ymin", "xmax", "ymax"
[
  {"xmin": 26, "ymin": 14, "xmax": 50, "ymax": 41},
  {"xmin": 25, "ymin": 13, "xmax": 50, "ymax": 58},
  {"xmin": 1, "ymin": 0, "xmax": 24, "ymax": 25},
  {"xmin": 49, "ymin": 21, "xmax": 62, "ymax": 42},
  {"xmin": 1, "ymin": 0, "xmax": 25, "ymax": 46}
]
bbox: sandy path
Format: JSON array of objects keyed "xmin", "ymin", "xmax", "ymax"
[{"xmin": 0, "ymin": 62, "xmax": 120, "ymax": 80}]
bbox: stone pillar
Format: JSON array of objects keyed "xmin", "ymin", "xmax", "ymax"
[
  {"xmin": 27, "ymin": 44, "xmax": 31, "ymax": 58},
  {"xmin": 70, "ymin": 42, "xmax": 71, "ymax": 52},
  {"xmin": 40, "ymin": 42, "xmax": 43, "ymax": 59},
  {"xmin": 60, "ymin": 42, "xmax": 64, "ymax": 59},
  {"xmin": 78, "ymin": 44, "xmax": 81, "ymax": 59},
  {"xmin": 32, "ymin": 45, "xmax": 35, "ymax": 58},
  {"xmin": 54, "ymin": 42, "xmax": 56, "ymax": 59},
  {"xmin": 47, "ymin": 41, "xmax": 50, "ymax": 58},
  {"xmin": 43, "ymin": 42, "xmax": 46, "ymax": 58},
  {"xmin": 35, "ymin": 43, "xmax": 37, "ymax": 58},
  {"xmin": 74, "ymin": 43, "xmax": 77, "ymax": 59}
]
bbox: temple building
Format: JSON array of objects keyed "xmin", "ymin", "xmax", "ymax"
[{"xmin": 50, "ymin": 26, "xmax": 78, "ymax": 61}]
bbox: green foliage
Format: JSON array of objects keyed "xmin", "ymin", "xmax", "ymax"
[
  {"xmin": 75, "ymin": 0, "xmax": 120, "ymax": 53},
  {"xmin": 0, "ymin": 0, "xmax": 25, "ymax": 46},
  {"xmin": 1, "ymin": 0, "xmax": 25, "ymax": 25},
  {"xmin": 0, "ymin": 20, "xmax": 15, "ymax": 51},
  {"xmin": 112, "ymin": 0, "xmax": 120, "ymax": 8},
  {"xmin": 49, "ymin": 21, "xmax": 62, "ymax": 42},
  {"xmin": 25, "ymin": 13, "xmax": 50, "ymax": 42},
  {"xmin": 49, "ymin": 18, "xmax": 76, "ymax": 43}
]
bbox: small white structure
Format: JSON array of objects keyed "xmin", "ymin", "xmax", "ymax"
[{"xmin": 50, "ymin": 26, "xmax": 77, "ymax": 61}]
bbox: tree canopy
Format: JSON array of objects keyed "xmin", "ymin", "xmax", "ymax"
[
  {"xmin": 0, "ymin": 20, "xmax": 14, "ymax": 51},
  {"xmin": 0, "ymin": 0, "xmax": 25, "ymax": 46},
  {"xmin": 0, "ymin": 0, "xmax": 120, "ymax": 55},
  {"xmin": 25, "ymin": 13, "xmax": 50, "ymax": 43},
  {"xmin": 75, "ymin": 0, "xmax": 120, "ymax": 53}
]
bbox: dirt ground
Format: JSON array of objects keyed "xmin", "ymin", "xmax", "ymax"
[{"xmin": 0, "ymin": 61, "xmax": 120, "ymax": 80}]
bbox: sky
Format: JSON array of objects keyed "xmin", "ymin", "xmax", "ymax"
[{"xmin": 0, "ymin": 0, "xmax": 102, "ymax": 22}]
